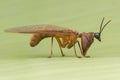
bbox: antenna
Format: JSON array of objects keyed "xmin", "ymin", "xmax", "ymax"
[
  {"xmin": 99, "ymin": 18, "xmax": 111, "ymax": 34},
  {"xmin": 100, "ymin": 17, "xmax": 105, "ymax": 33},
  {"xmin": 94, "ymin": 17, "xmax": 111, "ymax": 41}
]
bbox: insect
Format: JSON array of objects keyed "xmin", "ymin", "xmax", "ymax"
[{"xmin": 5, "ymin": 17, "xmax": 111, "ymax": 58}]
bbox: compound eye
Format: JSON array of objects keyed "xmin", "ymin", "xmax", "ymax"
[
  {"xmin": 94, "ymin": 33, "xmax": 101, "ymax": 41},
  {"xmin": 95, "ymin": 33, "xmax": 99, "ymax": 38}
]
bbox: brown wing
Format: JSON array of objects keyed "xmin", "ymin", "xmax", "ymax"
[{"xmin": 5, "ymin": 24, "xmax": 77, "ymax": 35}]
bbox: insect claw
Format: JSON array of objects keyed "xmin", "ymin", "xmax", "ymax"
[
  {"xmin": 76, "ymin": 56, "xmax": 82, "ymax": 58},
  {"xmin": 62, "ymin": 54, "xmax": 65, "ymax": 57},
  {"xmin": 48, "ymin": 56, "xmax": 52, "ymax": 58}
]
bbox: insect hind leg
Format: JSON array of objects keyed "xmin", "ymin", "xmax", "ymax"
[{"xmin": 48, "ymin": 37, "xmax": 54, "ymax": 58}]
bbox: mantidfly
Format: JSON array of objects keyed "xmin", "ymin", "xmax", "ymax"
[{"xmin": 5, "ymin": 17, "xmax": 111, "ymax": 58}]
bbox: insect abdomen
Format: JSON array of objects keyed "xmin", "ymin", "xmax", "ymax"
[{"xmin": 30, "ymin": 34, "xmax": 49, "ymax": 47}]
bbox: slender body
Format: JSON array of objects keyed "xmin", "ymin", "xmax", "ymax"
[{"xmin": 5, "ymin": 18, "xmax": 111, "ymax": 58}]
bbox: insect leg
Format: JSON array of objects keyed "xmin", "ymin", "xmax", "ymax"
[
  {"xmin": 48, "ymin": 37, "xmax": 53, "ymax": 58},
  {"xmin": 55, "ymin": 37, "xmax": 65, "ymax": 56},
  {"xmin": 77, "ymin": 40, "xmax": 90, "ymax": 58},
  {"xmin": 73, "ymin": 42, "xmax": 81, "ymax": 58}
]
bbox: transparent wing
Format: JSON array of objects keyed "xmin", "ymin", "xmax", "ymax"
[{"xmin": 5, "ymin": 24, "xmax": 76, "ymax": 35}]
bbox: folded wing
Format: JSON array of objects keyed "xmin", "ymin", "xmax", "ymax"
[{"xmin": 5, "ymin": 24, "xmax": 75, "ymax": 35}]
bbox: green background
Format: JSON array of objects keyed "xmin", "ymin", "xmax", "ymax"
[{"xmin": 0, "ymin": 0, "xmax": 120, "ymax": 80}]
